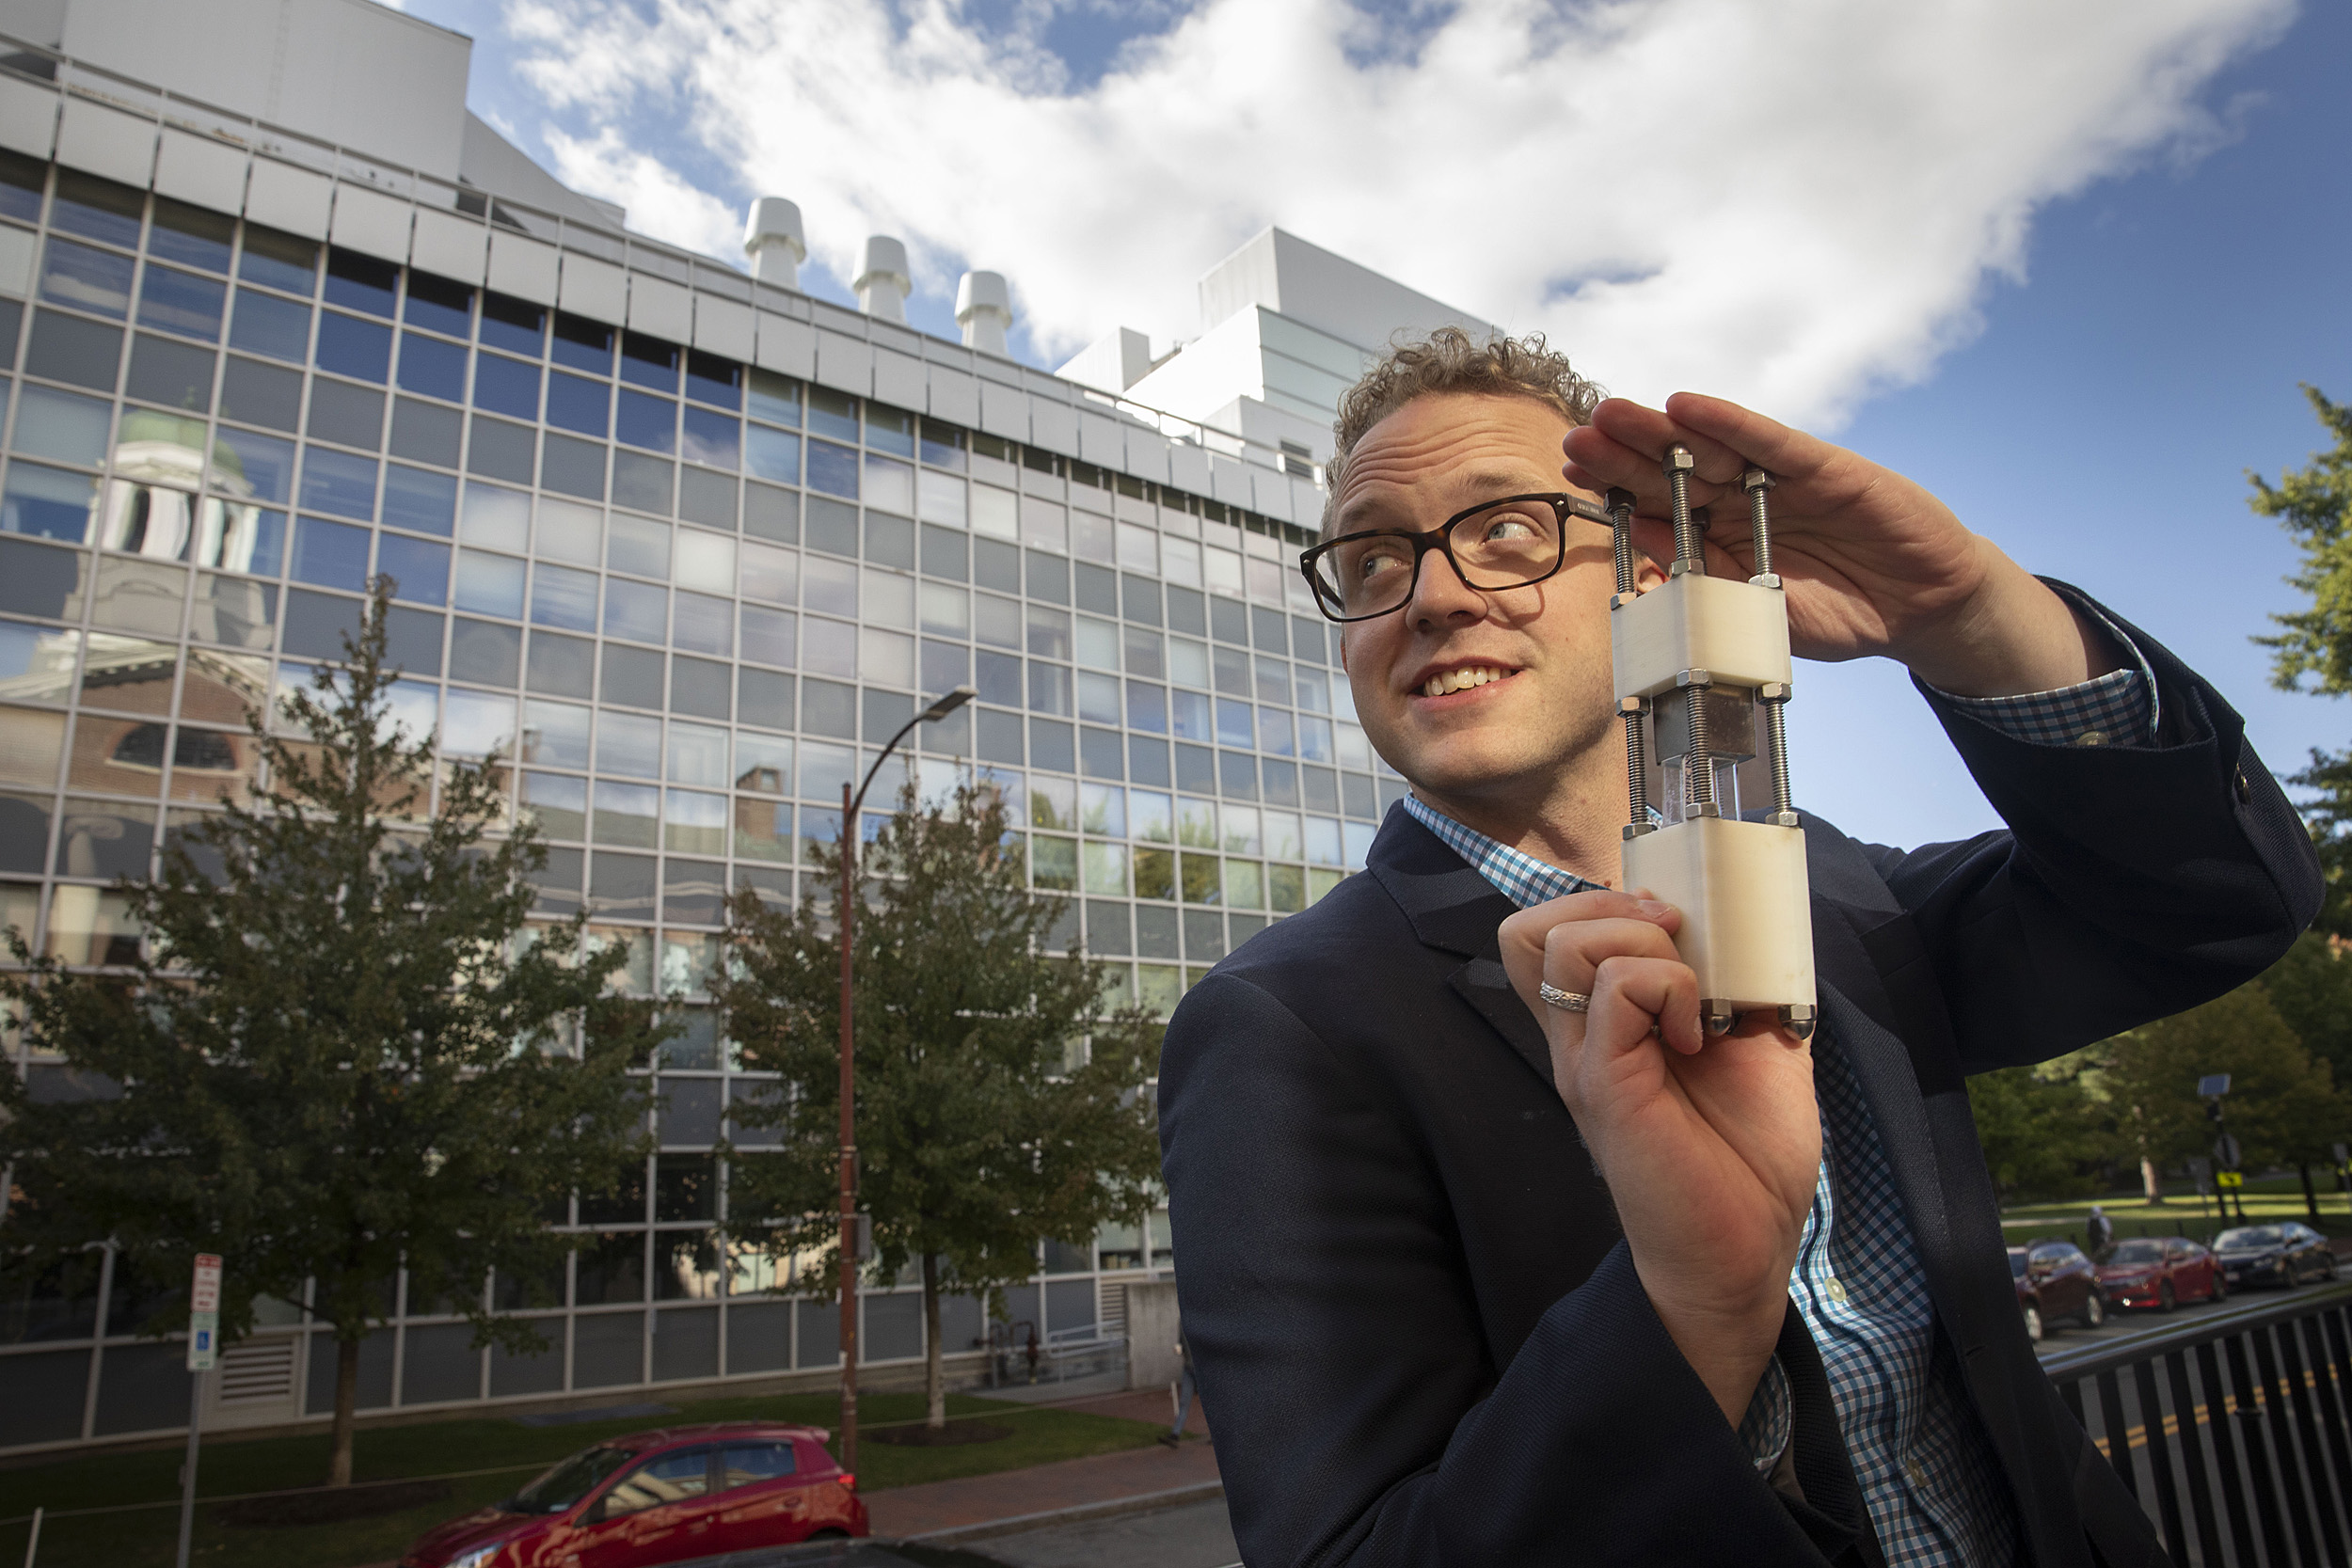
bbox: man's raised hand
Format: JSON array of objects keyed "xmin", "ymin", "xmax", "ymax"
[
  {"xmin": 1498, "ymin": 889, "xmax": 1820, "ymax": 1426},
  {"xmin": 1562, "ymin": 392, "xmax": 2118, "ymax": 699}
]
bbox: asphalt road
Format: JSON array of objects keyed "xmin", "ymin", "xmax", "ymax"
[
  {"xmin": 2033, "ymin": 1274, "xmax": 2341, "ymax": 1362},
  {"xmin": 966, "ymin": 1497, "xmax": 1240, "ymax": 1568}
]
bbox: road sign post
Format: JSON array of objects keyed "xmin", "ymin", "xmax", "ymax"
[{"xmin": 177, "ymin": 1254, "xmax": 220, "ymax": 1568}]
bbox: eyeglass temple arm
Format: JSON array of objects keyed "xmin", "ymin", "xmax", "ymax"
[{"xmin": 1564, "ymin": 496, "xmax": 1615, "ymax": 525}]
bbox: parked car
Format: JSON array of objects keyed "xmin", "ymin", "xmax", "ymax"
[
  {"xmin": 2010, "ymin": 1241, "xmax": 2105, "ymax": 1340},
  {"xmin": 2092, "ymin": 1237, "xmax": 2225, "ymax": 1311},
  {"xmin": 2214, "ymin": 1223, "xmax": 2340, "ymax": 1290},
  {"xmin": 399, "ymin": 1421, "xmax": 866, "ymax": 1568}
]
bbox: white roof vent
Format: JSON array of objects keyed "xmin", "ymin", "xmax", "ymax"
[
  {"xmin": 854, "ymin": 235, "xmax": 912, "ymax": 323},
  {"xmin": 743, "ymin": 198, "xmax": 807, "ymax": 289},
  {"xmin": 956, "ymin": 270, "xmax": 1012, "ymax": 356}
]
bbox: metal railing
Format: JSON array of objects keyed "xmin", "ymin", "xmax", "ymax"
[{"xmin": 2041, "ymin": 1281, "xmax": 2352, "ymax": 1566}]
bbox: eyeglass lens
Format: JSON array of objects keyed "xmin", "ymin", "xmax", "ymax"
[{"xmin": 1309, "ymin": 498, "xmax": 1563, "ymax": 619}]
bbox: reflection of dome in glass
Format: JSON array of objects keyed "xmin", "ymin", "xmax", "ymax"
[{"xmin": 99, "ymin": 410, "xmax": 264, "ymax": 570}]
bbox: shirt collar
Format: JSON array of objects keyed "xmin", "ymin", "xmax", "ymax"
[{"xmin": 1399, "ymin": 795, "xmax": 1602, "ymax": 911}]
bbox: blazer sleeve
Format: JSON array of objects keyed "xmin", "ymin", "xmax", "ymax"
[
  {"xmin": 1158, "ymin": 971, "xmax": 1835, "ymax": 1568},
  {"xmin": 1855, "ymin": 584, "xmax": 2320, "ymax": 1074}
]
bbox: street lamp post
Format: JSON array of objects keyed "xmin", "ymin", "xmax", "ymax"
[{"xmin": 836, "ymin": 686, "xmax": 974, "ymax": 1483}]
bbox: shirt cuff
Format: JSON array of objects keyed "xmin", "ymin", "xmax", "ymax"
[
  {"xmin": 1738, "ymin": 1354, "xmax": 1793, "ymax": 1475},
  {"xmin": 1926, "ymin": 602, "xmax": 2160, "ymax": 746}
]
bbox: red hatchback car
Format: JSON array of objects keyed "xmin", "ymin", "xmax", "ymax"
[
  {"xmin": 2094, "ymin": 1237, "xmax": 2227, "ymax": 1312},
  {"xmin": 399, "ymin": 1422, "xmax": 866, "ymax": 1568}
]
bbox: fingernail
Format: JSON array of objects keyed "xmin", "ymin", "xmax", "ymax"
[{"xmin": 1635, "ymin": 898, "xmax": 1672, "ymax": 919}]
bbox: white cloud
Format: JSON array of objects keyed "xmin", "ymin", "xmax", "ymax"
[{"xmin": 499, "ymin": 0, "xmax": 2293, "ymax": 426}]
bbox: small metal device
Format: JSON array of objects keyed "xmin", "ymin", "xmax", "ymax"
[{"xmin": 1611, "ymin": 448, "xmax": 1816, "ymax": 1039}]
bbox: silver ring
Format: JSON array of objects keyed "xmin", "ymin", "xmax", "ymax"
[{"xmin": 1538, "ymin": 983, "xmax": 1591, "ymax": 1013}]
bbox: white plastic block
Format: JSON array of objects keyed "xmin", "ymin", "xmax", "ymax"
[
  {"xmin": 153, "ymin": 128, "xmax": 247, "ymax": 214},
  {"xmin": 56, "ymin": 97, "xmax": 154, "ymax": 185},
  {"xmin": 1621, "ymin": 816, "xmax": 1814, "ymax": 1012},
  {"xmin": 487, "ymin": 231, "xmax": 558, "ymax": 305},
  {"xmin": 1029, "ymin": 398, "xmax": 1077, "ymax": 457},
  {"xmin": 1611, "ymin": 572, "xmax": 1793, "ymax": 702},
  {"xmin": 1077, "ymin": 410, "xmax": 1123, "ymax": 467},
  {"xmin": 1123, "ymin": 426, "xmax": 1172, "ymax": 485}
]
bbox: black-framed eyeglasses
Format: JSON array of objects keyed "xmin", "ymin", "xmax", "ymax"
[{"xmin": 1298, "ymin": 492, "xmax": 1614, "ymax": 624}]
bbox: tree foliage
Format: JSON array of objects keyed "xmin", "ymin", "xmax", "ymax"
[
  {"xmin": 2101, "ymin": 983, "xmax": 2348, "ymax": 1175},
  {"xmin": 0, "ymin": 586, "xmax": 656, "ymax": 1484},
  {"xmin": 2251, "ymin": 384, "xmax": 2352, "ymax": 932},
  {"xmin": 716, "ymin": 776, "xmax": 1162, "ymax": 1428},
  {"xmin": 1964, "ymin": 1055, "xmax": 2114, "ymax": 1204}
]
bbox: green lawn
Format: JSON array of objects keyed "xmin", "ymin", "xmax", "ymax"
[
  {"xmin": 0, "ymin": 1389, "xmax": 1165, "ymax": 1568},
  {"xmin": 1999, "ymin": 1173, "xmax": 2352, "ymax": 1250}
]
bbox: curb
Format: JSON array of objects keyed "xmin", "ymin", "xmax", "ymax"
[{"xmin": 897, "ymin": 1478, "xmax": 1227, "ymax": 1545}]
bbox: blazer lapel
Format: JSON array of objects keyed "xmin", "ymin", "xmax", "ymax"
[{"xmin": 1366, "ymin": 808, "xmax": 1554, "ymax": 1089}]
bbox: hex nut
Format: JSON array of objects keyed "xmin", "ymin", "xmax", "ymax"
[
  {"xmin": 1758, "ymin": 682, "xmax": 1792, "ymax": 702},
  {"xmin": 1742, "ymin": 467, "xmax": 1775, "ymax": 491}
]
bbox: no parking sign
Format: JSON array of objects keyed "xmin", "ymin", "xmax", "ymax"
[{"xmin": 186, "ymin": 1254, "xmax": 221, "ymax": 1371}]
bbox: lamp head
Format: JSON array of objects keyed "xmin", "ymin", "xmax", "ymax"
[{"xmin": 920, "ymin": 686, "xmax": 977, "ymax": 722}]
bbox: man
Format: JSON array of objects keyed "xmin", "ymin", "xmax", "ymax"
[
  {"xmin": 2089, "ymin": 1205, "xmax": 2115, "ymax": 1254},
  {"xmin": 1157, "ymin": 330, "xmax": 2317, "ymax": 1566}
]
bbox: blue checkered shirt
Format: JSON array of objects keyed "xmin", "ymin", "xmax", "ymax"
[{"xmin": 1402, "ymin": 637, "xmax": 2153, "ymax": 1567}]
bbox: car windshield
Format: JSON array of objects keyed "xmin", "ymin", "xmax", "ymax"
[
  {"xmin": 506, "ymin": 1446, "xmax": 634, "ymax": 1514},
  {"xmin": 2107, "ymin": 1241, "xmax": 2166, "ymax": 1264},
  {"xmin": 2008, "ymin": 1251, "xmax": 2028, "ymax": 1278},
  {"xmin": 2217, "ymin": 1227, "xmax": 2286, "ymax": 1249}
]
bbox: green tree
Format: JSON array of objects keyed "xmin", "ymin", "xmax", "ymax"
[
  {"xmin": 716, "ymin": 777, "xmax": 1162, "ymax": 1431},
  {"xmin": 0, "ymin": 585, "xmax": 656, "ymax": 1485},
  {"xmin": 2251, "ymin": 385, "xmax": 2352, "ymax": 932},
  {"xmin": 2257, "ymin": 930, "xmax": 2352, "ymax": 1086},
  {"xmin": 1965, "ymin": 1057, "xmax": 2113, "ymax": 1204},
  {"xmin": 2102, "ymin": 984, "xmax": 2348, "ymax": 1195}
]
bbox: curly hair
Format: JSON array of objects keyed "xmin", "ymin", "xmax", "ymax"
[{"xmin": 1324, "ymin": 327, "xmax": 1605, "ymax": 532}]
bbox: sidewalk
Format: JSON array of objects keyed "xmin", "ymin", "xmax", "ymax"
[{"xmin": 866, "ymin": 1389, "xmax": 1216, "ymax": 1542}]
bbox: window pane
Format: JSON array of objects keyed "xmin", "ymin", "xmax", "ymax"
[
  {"xmin": 239, "ymin": 227, "xmax": 317, "ymax": 293},
  {"xmin": 597, "ymin": 710, "xmax": 662, "ymax": 778},
  {"xmin": 314, "ymin": 312, "xmax": 392, "ymax": 383},
  {"xmin": 547, "ymin": 370, "xmax": 608, "ymax": 437},
  {"xmin": 473, "ymin": 353, "xmax": 541, "ymax": 420},
  {"xmin": 229, "ymin": 288, "xmax": 310, "ymax": 362},
  {"xmin": 673, "ymin": 591, "xmax": 731, "ymax": 657},
  {"xmin": 681, "ymin": 405, "xmax": 738, "ymax": 469},
  {"xmin": 864, "ymin": 454, "xmax": 912, "ymax": 515},
  {"xmin": 603, "ymin": 578, "xmax": 666, "ymax": 643},
  {"xmin": 460, "ymin": 482, "xmax": 531, "ymax": 551},
  {"xmin": 805, "ymin": 440, "xmax": 857, "ymax": 499},
  {"xmin": 4, "ymin": 462, "xmax": 97, "ymax": 543},
  {"xmin": 136, "ymin": 266, "xmax": 226, "ymax": 342},
  {"xmin": 607, "ymin": 514, "xmax": 670, "ymax": 578},
  {"xmin": 40, "ymin": 238, "xmax": 133, "ymax": 319},
  {"xmin": 383, "ymin": 465, "xmax": 457, "ymax": 536},
  {"xmin": 291, "ymin": 516, "xmax": 369, "ymax": 591},
  {"xmin": 297, "ymin": 449, "xmax": 376, "ymax": 519},
  {"xmin": 214, "ymin": 427, "xmax": 294, "ymax": 505},
  {"xmin": 12, "ymin": 386, "xmax": 111, "ymax": 467},
  {"xmin": 744, "ymin": 425, "xmax": 797, "ymax": 483},
  {"xmin": 531, "ymin": 562, "xmax": 598, "ymax": 631},
  {"xmin": 379, "ymin": 534, "xmax": 450, "ymax": 606},
  {"xmin": 594, "ymin": 779, "xmax": 660, "ymax": 846},
  {"xmin": 740, "ymin": 606, "xmax": 793, "ymax": 668},
  {"xmin": 453, "ymin": 548, "xmax": 523, "ymax": 619},
  {"xmin": 397, "ymin": 332, "xmax": 467, "ymax": 402},
  {"xmin": 150, "ymin": 198, "xmax": 234, "ymax": 274}
]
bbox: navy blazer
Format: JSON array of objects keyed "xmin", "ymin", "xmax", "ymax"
[{"xmin": 1158, "ymin": 597, "xmax": 2320, "ymax": 1568}]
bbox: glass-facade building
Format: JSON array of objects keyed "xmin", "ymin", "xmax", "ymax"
[{"xmin": 0, "ymin": 24, "xmax": 1407, "ymax": 1452}]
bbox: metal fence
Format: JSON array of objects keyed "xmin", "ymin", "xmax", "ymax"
[{"xmin": 2042, "ymin": 1282, "xmax": 2352, "ymax": 1566}]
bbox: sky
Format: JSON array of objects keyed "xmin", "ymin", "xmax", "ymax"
[{"xmin": 389, "ymin": 0, "xmax": 2352, "ymax": 849}]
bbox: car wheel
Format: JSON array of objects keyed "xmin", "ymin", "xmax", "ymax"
[
  {"xmin": 2159, "ymin": 1280, "xmax": 2176, "ymax": 1312},
  {"xmin": 2023, "ymin": 1303, "xmax": 2044, "ymax": 1342},
  {"xmin": 2080, "ymin": 1291, "xmax": 2106, "ymax": 1328}
]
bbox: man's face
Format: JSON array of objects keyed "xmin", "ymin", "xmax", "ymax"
[{"xmin": 1334, "ymin": 393, "xmax": 1635, "ymax": 813}]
